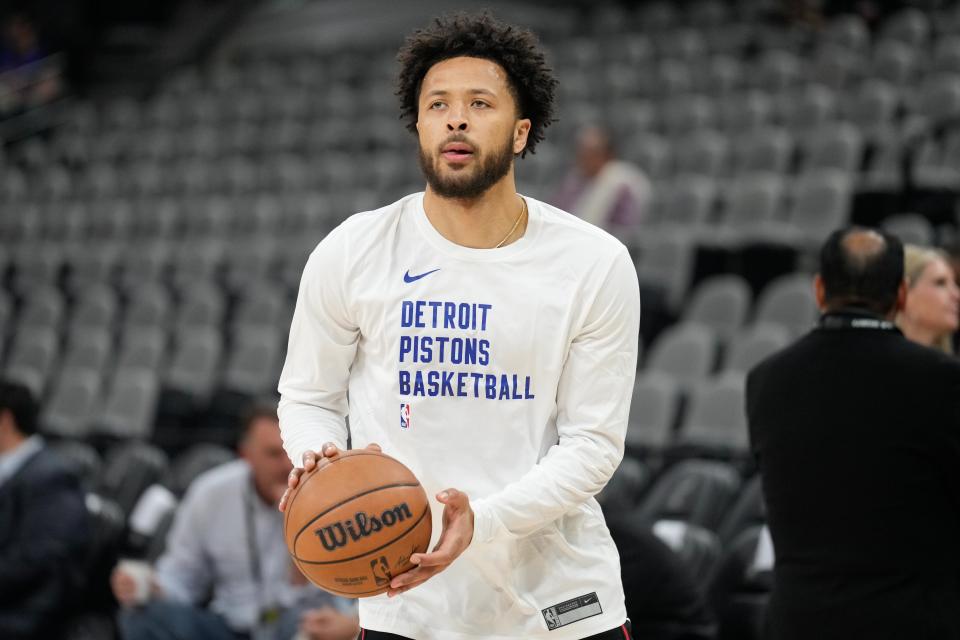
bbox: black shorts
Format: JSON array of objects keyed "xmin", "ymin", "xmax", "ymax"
[{"xmin": 358, "ymin": 622, "xmax": 632, "ymax": 640}]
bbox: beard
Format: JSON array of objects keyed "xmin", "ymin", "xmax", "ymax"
[{"xmin": 419, "ymin": 131, "xmax": 514, "ymax": 199}]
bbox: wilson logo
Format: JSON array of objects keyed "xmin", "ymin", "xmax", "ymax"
[{"xmin": 315, "ymin": 502, "xmax": 414, "ymax": 551}]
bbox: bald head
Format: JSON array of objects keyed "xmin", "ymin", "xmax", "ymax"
[{"xmin": 818, "ymin": 227, "xmax": 905, "ymax": 316}]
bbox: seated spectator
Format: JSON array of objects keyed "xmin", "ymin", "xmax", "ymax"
[
  {"xmin": 0, "ymin": 380, "xmax": 90, "ymax": 640},
  {"xmin": 897, "ymin": 244, "xmax": 959, "ymax": 354},
  {"xmin": 553, "ymin": 125, "xmax": 652, "ymax": 238},
  {"xmin": 605, "ymin": 515, "xmax": 717, "ymax": 640},
  {"xmin": 112, "ymin": 403, "xmax": 358, "ymax": 640}
]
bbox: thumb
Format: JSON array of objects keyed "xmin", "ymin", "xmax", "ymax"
[{"xmin": 437, "ymin": 488, "xmax": 468, "ymax": 507}]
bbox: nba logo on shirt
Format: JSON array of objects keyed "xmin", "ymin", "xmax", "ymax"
[{"xmin": 400, "ymin": 403, "xmax": 411, "ymax": 429}]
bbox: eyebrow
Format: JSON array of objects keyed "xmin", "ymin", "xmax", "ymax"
[{"xmin": 423, "ymin": 88, "xmax": 498, "ymax": 98}]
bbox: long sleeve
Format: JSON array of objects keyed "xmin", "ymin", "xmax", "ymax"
[
  {"xmin": 471, "ymin": 247, "xmax": 641, "ymax": 542},
  {"xmin": 278, "ymin": 225, "xmax": 357, "ymax": 467},
  {"xmin": 153, "ymin": 482, "xmax": 215, "ymax": 604}
]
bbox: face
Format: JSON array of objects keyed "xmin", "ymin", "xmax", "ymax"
[
  {"xmin": 576, "ymin": 128, "xmax": 612, "ymax": 178},
  {"xmin": 903, "ymin": 258, "xmax": 960, "ymax": 337},
  {"xmin": 240, "ymin": 416, "xmax": 292, "ymax": 505},
  {"xmin": 416, "ymin": 56, "xmax": 530, "ymax": 199}
]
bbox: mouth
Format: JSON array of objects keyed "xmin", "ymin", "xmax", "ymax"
[{"xmin": 441, "ymin": 142, "xmax": 475, "ymax": 163}]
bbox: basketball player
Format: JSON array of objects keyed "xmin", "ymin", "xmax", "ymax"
[{"xmin": 278, "ymin": 12, "xmax": 640, "ymax": 640}]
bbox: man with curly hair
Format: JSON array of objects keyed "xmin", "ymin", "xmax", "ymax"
[{"xmin": 278, "ymin": 12, "xmax": 640, "ymax": 640}]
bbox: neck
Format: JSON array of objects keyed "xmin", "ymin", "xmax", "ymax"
[
  {"xmin": 0, "ymin": 429, "xmax": 27, "ymax": 454},
  {"xmin": 899, "ymin": 317, "xmax": 942, "ymax": 347},
  {"xmin": 422, "ymin": 174, "xmax": 526, "ymax": 249}
]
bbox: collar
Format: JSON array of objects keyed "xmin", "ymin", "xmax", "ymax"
[
  {"xmin": 0, "ymin": 435, "xmax": 44, "ymax": 488},
  {"xmin": 818, "ymin": 307, "xmax": 902, "ymax": 334}
]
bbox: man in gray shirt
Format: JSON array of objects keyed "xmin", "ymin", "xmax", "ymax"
[{"xmin": 112, "ymin": 404, "xmax": 358, "ymax": 640}]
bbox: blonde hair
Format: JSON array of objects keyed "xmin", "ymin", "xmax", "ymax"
[{"xmin": 899, "ymin": 244, "xmax": 955, "ymax": 354}]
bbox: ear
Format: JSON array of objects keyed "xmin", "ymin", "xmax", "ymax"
[
  {"xmin": 813, "ymin": 274, "xmax": 828, "ymax": 311},
  {"xmin": 513, "ymin": 118, "xmax": 531, "ymax": 155},
  {"xmin": 895, "ymin": 277, "xmax": 908, "ymax": 313}
]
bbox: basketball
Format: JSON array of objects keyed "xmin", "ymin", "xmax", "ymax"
[{"xmin": 283, "ymin": 449, "xmax": 432, "ymax": 598}]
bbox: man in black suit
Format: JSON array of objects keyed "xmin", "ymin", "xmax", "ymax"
[
  {"xmin": 0, "ymin": 380, "xmax": 90, "ymax": 639},
  {"xmin": 747, "ymin": 227, "xmax": 960, "ymax": 640}
]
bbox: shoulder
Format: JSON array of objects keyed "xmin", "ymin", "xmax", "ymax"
[
  {"xmin": 302, "ymin": 192, "xmax": 420, "ymax": 276},
  {"xmin": 530, "ymin": 196, "xmax": 628, "ymax": 254},
  {"xmin": 19, "ymin": 446, "xmax": 77, "ymax": 486},
  {"xmin": 181, "ymin": 459, "xmax": 248, "ymax": 506}
]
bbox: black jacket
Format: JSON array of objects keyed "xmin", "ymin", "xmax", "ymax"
[
  {"xmin": 747, "ymin": 311, "xmax": 960, "ymax": 640},
  {"xmin": 0, "ymin": 446, "xmax": 91, "ymax": 640}
]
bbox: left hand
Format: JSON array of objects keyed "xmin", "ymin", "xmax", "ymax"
[
  {"xmin": 387, "ymin": 488, "xmax": 474, "ymax": 597},
  {"xmin": 299, "ymin": 607, "xmax": 359, "ymax": 640}
]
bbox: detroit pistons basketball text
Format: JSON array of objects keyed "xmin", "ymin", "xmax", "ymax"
[{"xmin": 399, "ymin": 299, "xmax": 535, "ymax": 401}]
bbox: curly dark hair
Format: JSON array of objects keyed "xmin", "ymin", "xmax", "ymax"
[{"xmin": 396, "ymin": 12, "xmax": 558, "ymax": 157}]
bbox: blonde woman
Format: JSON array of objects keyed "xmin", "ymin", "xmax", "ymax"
[{"xmin": 897, "ymin": 244, "xmax": 960, "ymax": 353}]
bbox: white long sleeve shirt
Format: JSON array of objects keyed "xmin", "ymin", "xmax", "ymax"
[{"xmin": 278, "ymin": 192, "xmax": 641, "ymax": 639}]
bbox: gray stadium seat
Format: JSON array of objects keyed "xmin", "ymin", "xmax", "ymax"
[
  {"xmin": 626, "ymin": 133, "xmax": 671, "ymax": 181},
  {"xmin": 117, "ymin": 242, "xmax": 170, "ymax": 294},
  {"xmin": 681, "ymin": 276, "xmax": 752, "ymax": 341},
  {"xmin": 4, "ymin": 326, "xmax": 58, "ymax": 396},
  {"xmin": 62, "ymin": 327, "xmax": 112, "ymax": 372},
  {"xmin": 165, "ymin": 443, "xmax": 236, "ymax": 498},
  {"xmin": 173, "ymin": 280, "xmax": 226, "ymax": 331},
  {"xmin": 755, "ymin": 50, "xmax": 802, "ymax": 93},
  {"xmin": 719, "ymin": 90, "xmax": 774, "ymax": 133},
  {"xmin": 723, "ymin": 324, "xmax": 791, "ymax": 374},
  {"xmin": 753, "ymin": 273, "xmax": 818, "ymax": 337},
  {"xmin": 597, "ymin": 456, "xmax": 652, "ymax": 514},
  {"xmin": 933, "ymin": 35, "xmax": 960, "ymax": 76},
  {"xmin": 69, "ymin": 284, "xmax": 119, "ymax": 332},
  {"xmin": 653, "ymin": 520, "xmax": 723, "ymax": 586},
  {"xmin": 626, "ymin": 372, "xmax": 680, "ymax": 453},
  {"xmin": 880, "ymin": 7, "xmax": 930, "ymax": 49},
  {"xmin": 675, "ymin": 372, "xmax": 749, "ymax": 456},
  {"xmin": 40, "ymin": 367, "xmax": 101, "ymax": 439},
  {"xmin": 709, "ymin": 525, "xmax": 771, "ymax": 640},
  {"xmin": 913, "ymin": 129, "xmax": 960, "ymax": 190},
  {"xmin": 165, "ymin": 326, "xmax": 223, "ymax": 399},
  {"xmin": 635, "ymin": 233, "xmax": 695, "ymax": 310},
  {"xmin": 123, "ymin": 282, "xmax": 173, "ymax": 331},
  {"xmin": 220, "ymin": 326, "xmax": 282, "ymax": 396},
  {"xmin": 713, "ymin": 172, "xmax": 785, "ymax": 245},
  {"xmin": 94, "ymin": 367, "xmax": 160, "ymax": 439},
  {"xmin": 653, "ymin": 176, "xmax": 717, "ymax": 229},
  {"xmin": 639, "ymin": 459, "xmax": 742, "ymax": 531},
  {"xmin": 16, "ymin": 286, "xmax": 65, "ymax": 331},
  {"xmin": 11, "ymin": 244, "xmax": 63, "ymax": 296},
  {"xmin": 48, "ymin": 440, "xmax": 102, "ymax": 491},
  {"xmin": 871, "ymin": 40, "xmax": 919, "ymax": 90},
  {"xmin": 800, "ymin": 121, "xmax": 864, "ymax": 174},
  {"xmin": 116, "ymin": 326, "xmax": 167, "ymax": 372},
  {"xmin": 845, "ymin": 80, "xmax": 899, "ymax": 142},
  {"xmin": 97, "ymin": 441, "xmax": 169, "ymax": 517},
  {"xmin": 733, "ymin": 127, "xmax": 793, "ymax": 175},
  {"xmin": 645, "ymin": 323, "xmax": 717, "ymax": 389},
  {"xmin": 760, "ymin": 169, "xmax": 853, "ymax": 246},
  {"xmin": 223, "ymin": 240, "xmax": 278, "ymax": 295},
  {"xmin": 883, "ymin": 213, "xmax": 935, "ymax": 246},
  {"xmin": 823, "ymin": 13, "xmax": 869, "ymax": 52},
  {"xmin": 672, "ymin": 130, "xmax": 729, "ymax": 180},
  {"xmin": 717, "ymin": 475, "xmax": 766, "ymax": 545},
  {"xmin": 661, "ymin": 94, "xmax": 716, "ymax": 135},
  {"xmin": 232, "ymin": 281, "xmax": 289, "ymax": 332},
  {"xmin": 65, "ymin": 246, "xmax": 119, "ymax": 294},
  {"xmin": 779, "ymin": 84, "xmax": 837, "ymax": 135}
]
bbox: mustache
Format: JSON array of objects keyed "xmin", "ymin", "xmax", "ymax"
[{"xmin": 438, "ymin": 134, "xmax": 478, "ymax": 153}]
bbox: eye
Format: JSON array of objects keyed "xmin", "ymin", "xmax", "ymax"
[
  {"xmin": 472, "ymin": 100, "xmax": 489, "ymax": 108},
  {"xmin": 429, "ymin": 101, "xmax": 445, "ymax": 110}
]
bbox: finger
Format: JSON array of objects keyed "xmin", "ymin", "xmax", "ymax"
[
  {"xmin": 411, "ymin": 542, "xmax": 459, "ymax": 567},
  {"xmin": 387, "ymin": 569, "xmax": 439, "ymax": 597},
  {"xmin": 365, "ymin": 442, "xmax": 382, "ymax": 453},
  {"xmin": 286, "ymin": 467, "xmax": 303, "ymax": 489},
  {"xmin": 436, "ymin": 488, "xmax": 468, "ymax": 507},
  {"xmin": 302, "ymin": 450, "xmax": 319, "ymax": 471},
  {"xmin": 278, "ymin": 487, "xmax": 292, "ymax": 512},
  {"xmin": 321, "ymin": 442, "xmax": 340, "ymax": 459}
]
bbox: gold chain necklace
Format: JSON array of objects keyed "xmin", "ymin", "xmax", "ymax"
[{"xmin": 494, "ymin": 197, "xmax": 527, "ymax": 249}]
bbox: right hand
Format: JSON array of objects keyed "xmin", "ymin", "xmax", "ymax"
[
  {"xmin": 111, "ymin": 567, "xmax": 145, "ymax": 607},
  {"xmin": 278, "ymin": 442, "xmax": 382, "ymax": 512}
]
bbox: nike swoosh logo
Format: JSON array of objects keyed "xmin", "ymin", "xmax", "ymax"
[{"xmin": 404, "ymin": 268, "xmax": 440, "ymax": 283}]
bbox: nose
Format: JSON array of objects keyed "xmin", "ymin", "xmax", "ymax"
[{"xmin": 446, "ymin": 106, "xmax": 468, "ymax": 131}]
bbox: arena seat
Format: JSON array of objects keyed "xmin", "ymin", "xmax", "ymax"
[
  {"xmin": 165, "ymin": 443, "xmax": 236, "ymax": 499},
  {"xmin": 122, "ymin": 281, "xmax": 173, "ymax": 332},
  {"xmin": 672, "ymin": 129, "xmax": 729, "ymax": 179},
  {"xmin": 163, "ymin": 325, "xmax": 223, "ymax": 401},
  {"xmin": 722, "ymin": 324, "xmax": 791, "ymax": 374},
  {"xmin": 883, "ymin": 213, "xmax": 936, "ymax": 245},
  {"xmin": 719, "ymin": 90, "xmax": 774, "ymax": 133},
  {"xmin": 709, "ymin": 527, "xmax": 771, "ymax": 640},
  {"xmin": 219, "ymin": 326, "xmax": 281, "ymax": 396},
  {"xmin": 116, "ymin": 326, "xmax": 166, "ymax": 372},
  {"xmin": 62, "ymin": 327, "xmax": 112, "ymax": 372},
  {"xmin": 674, "ymin": 372, "xmax": 749, "ymax": 458},
  {"xmin": 638, "ymin": 458, "xmax": 742, "ymax": 531},
  {"xmin": 717, "ymin": 475, "xmax": 766, "ymax": 546},
  {"xmin": 97, "ymin": 441, "xmax": 169, "ymax": 518},
  {"xmin": 41, "ymin": 367, "xmax": 101, "ymax": 439},
  {"xmin": 681, "ymin": 275, "xmax": 752, "ymax": 341},
  {"xmin": 626, "ymin": 371, "xmax": 680, "ymax": 455},
  {"xmin": 3, "ymin": 325, "xmax": 59, "ymax": 397},
  {"xmin": 801, "ymin": 121, "xmax": 864, "ymax": 175},
  {"xmin": 652, "ymin": 519, "xmax": 724, "ymax": 585},
  {"xmin": 16, "ymin": 285, "xmax": 65, "ymax": 331},
  {"xmin": 93, "ymin": 367, "xmax": 160, "ymax": 439},
  {"xmin": 635, "ymin": 233, "xmax": 696, "ymax": 310},
  {"xmin": 732, "ymin": 127, "xmax": 794, "ymax": 175},
  {"xmin": 654, "ymin": 176, "xmax": 717, "ymax": 230},
  {"xmin": 645, "ymin": 323, "xmax": 717, "ymax": 390},
  {"xmin": 596, "ymin": 455, "xmax": 653, "ymax": 515},
  {"xmin": 48, "ymin": 440, "xmax": 102, "ymax": 491},
  {"xmin": 753, "ymin": 273, "xmax": 818, "ymax": 337}
]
